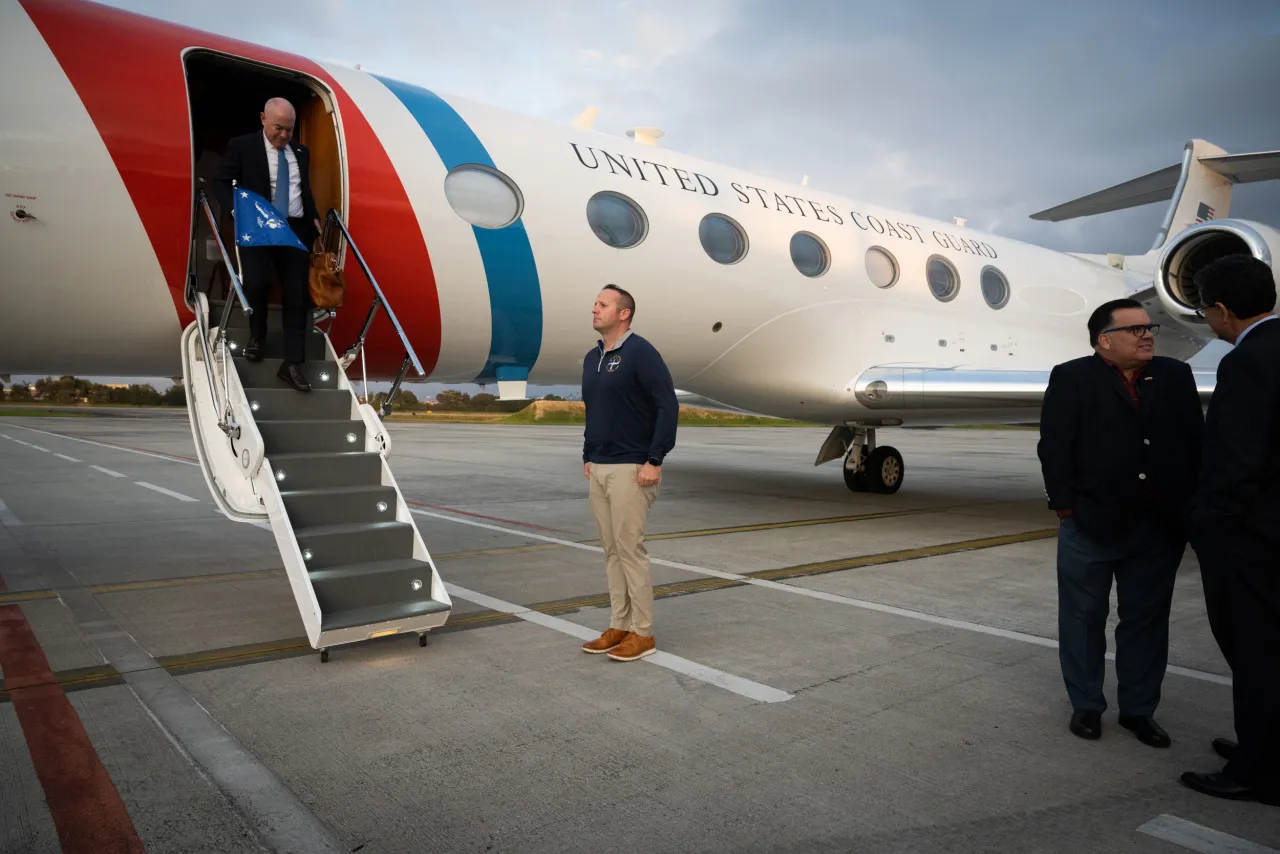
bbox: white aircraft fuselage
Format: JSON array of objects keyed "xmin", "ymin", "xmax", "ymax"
[{"xmin": 2, "ymin": 0, "xmax": 1272, "ymax": 442}]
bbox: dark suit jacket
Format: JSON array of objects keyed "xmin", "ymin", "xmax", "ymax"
[
  {"xmin": 212, "ymin": 131, "xmax": 319, "ymax": 247},
  {"xmin": 1038, "ymin": 353, "xmax": 1204, "ymax": 543},
  {"xmin": 1189, "ymin": 318, "xmax": 1280, "ymax": 549}
]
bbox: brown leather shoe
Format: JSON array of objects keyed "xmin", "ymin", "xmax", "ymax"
[
  {"xmin": 582, "ymin": 627, "xmax": 629, "ymax": 654},
  {"xmin": 607, "ymin": 632, "xmax": 656, "ymax": 661}
]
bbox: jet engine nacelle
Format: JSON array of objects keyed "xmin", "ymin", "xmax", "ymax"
[{"xmin": 1156, "ymin": 219, "xmax": 1280, "ymax": 323}]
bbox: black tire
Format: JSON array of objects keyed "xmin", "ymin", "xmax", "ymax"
[
  {"xmin": 864, "ymin": 446, "xmax": 904, "ymax": 494},
  {"xmin": 843, "ymin": 462, "xmax": 870, "ymax": 492}
]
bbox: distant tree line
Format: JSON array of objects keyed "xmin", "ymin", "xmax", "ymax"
[
  {"xmin": 368, "ymin": 389, "xmax": 567, "ymax": 413},
  {"xmin": 4, "ymin": 376, "xmax": 186, "ymax": 407}
]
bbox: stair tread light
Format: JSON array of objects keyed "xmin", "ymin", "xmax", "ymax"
[
  {"xmin": 302, "ymin": 548, "xmax": 313, "ymax": 561},
  {"xmin": 319, "ymin": 372, "xmax": 330, "ymax": 381},
  {"xmin": 250, "ymin": 400, "xmax": 260, "ymax": 411},
  {"xmin": 346, "ymin": 432, "xmax": 358, "ymax": 443},
  {"xmin": 275, "ymin": 470, "xmax": 286, "ymax": 481},
  {"xmin": 411, "ymin": 579, "xmax": 423, "ymax": 591},
  {"xmin": 376, "ymin": 501, "xmax": 388, "ymax": 512}
]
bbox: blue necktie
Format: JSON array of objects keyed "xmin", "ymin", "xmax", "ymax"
[{"xmin": 274, "ymin": 147, "xmax": 290, "ymax": 216}]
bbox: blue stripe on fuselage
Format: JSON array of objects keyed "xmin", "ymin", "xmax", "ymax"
[{"xmin": 374, "ymin": 75, "xmax": 542, "ymax": 383}]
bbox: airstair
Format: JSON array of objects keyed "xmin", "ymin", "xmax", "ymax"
[{"xmin": 180, "ymin": 193, "xmax": 450, "ymax": 661}]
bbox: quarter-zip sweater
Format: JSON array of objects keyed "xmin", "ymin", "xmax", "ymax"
[{"xmin": 581, "ymin": 331, "xmax": 678, "ymax": 465}]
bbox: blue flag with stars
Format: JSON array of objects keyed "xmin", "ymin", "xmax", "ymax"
[{"xmin": 232, "ymin": 186, "xmax": 307, "ymax": 250}]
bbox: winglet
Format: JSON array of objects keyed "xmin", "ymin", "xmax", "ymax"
[{"xmin": 571, "ymin": 106, "xmax": 599, "ymax": 131}]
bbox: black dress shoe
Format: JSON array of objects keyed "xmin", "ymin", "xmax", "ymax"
[
  {"xmin": 277, "ymin": 362, "xmax": 312, "ymax": 393},
  {"xmin": 1070, "ymin": 709, "xmax": 1102, "ymax": 740},
  {"xmin": 1119, "ymin": 715, "xmax": 1171, "ymax": 748},
  {"xmin": 1212, "ymin": 737, "xmax": 1238, "ymax": 761},
  {"xmin": 1181, "ymin": 771, "xmax": 1266, "ymax": 802},
  {"xmin": 243, "ymin": 339, "xmax": 263, "ymax": 362}
]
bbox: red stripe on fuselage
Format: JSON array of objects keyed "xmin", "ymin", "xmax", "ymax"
[{"xmin": 19, "ymin": 0, "xmax": 442, "ymax": 377}]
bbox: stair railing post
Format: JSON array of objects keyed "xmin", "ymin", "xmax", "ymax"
[{"xmin": 382, "ymin": 354, "xmax": 412, "ymax": 418}]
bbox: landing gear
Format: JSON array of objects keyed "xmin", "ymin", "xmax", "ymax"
[
  {"xmin": 320, "ymin": 648, "xmax": 329, "ymax": 663},
  {"xmin": 418, "ymin": 632, "xmax": 429, "ymax": 647},
  {"xmin": 842, "ymin": 427, "xmax": 904, "ymax": 494}
]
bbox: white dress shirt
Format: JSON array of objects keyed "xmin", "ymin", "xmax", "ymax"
[
  {"xmin": 263, "ymin": 131, "xmax": 304, "ymax": 218},
  {"xmin": 1234, "ymin": 314, "xmax": 1277, "ymax": 347}
]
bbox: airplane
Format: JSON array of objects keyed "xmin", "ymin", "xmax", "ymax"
[{"xmin": 4, "ymin": 0, "xmax": 1278, "ymax": 655}]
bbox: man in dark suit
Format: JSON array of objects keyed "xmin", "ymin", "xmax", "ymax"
[
  {"xmin": 1038, "ymin": 298, "xmax": 1203, "ymax": 747},
  {"xmin": 1181, "ymin": 254, "xmax": 1280, "ymax": 806},
  {"xmin": 213, "ymin": 97, "xmax": 321, "ymax": 392}
]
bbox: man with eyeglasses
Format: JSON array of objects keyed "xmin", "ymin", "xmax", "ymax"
[
  {"xmin": 1038, "ymin": 298, "xmax": 1204, "ymax": 747},
  {"xmin": 1180, "ymin": 254, "xmax": 1280, "ymax": 806}
]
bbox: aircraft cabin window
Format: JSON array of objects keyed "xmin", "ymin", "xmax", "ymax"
[
  {"xmin": 865, "ymin": 246, "xmax": 898, "ymax": 288},
  {"xmin": 443, "ymin": 164, "xmax": 523, "ymax": 229},
  {"xmin": 790, "ymin": 231, "xmax": 829, "ymax": 278},
  {"xmin": 980, "ymin": 266, "xmax": 1010, "ymax": 309},
  {"xmin": 925, "ymin": 255, "xmax": 960, "ymax": 302},
  {"xmin": 698, "ymin": 213, "xmax": 748, "ymax": 264},
  {"xmin": 586, "ymin": 191, "xmax": 648, "ymax": 248}
]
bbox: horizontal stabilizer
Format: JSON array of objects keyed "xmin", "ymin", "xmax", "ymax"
[
  {"xmin": 1200, "ymin": 149, "xmax": 1280, "ymax": 183},
  {"xmin": 1030, "ymin": 163, "xmax": 1182, "ymax": 222}
]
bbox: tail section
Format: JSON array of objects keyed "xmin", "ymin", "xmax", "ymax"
[
  {"xmin": 1030, "ymin": 138, "xmax": 1280, "ymax": 252},
  {"xmin": 1149, "ymin": 139, "xmax": 1232, "ymax": 250}
]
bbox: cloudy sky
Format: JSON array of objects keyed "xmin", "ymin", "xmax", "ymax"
[{"xmin": 39, "ymin": 0, "xmax": 1280, "ymax": 392}]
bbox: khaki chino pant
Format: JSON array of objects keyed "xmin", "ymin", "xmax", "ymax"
[{"xmin": 588, "ymin": 463, "xmax": 660, "ymax": 638}]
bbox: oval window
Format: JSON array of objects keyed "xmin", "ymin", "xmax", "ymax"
[
  {"xmin": 926, "ymin": 255, "xmax": 959, "ymax": 302},
  {"xmin": 865, "ymin": 246, "xmax": 898, "ymax": 288},
  {"xmin": 980, "ymin": 266, "xmax": 1010, "ymax": 309},
  {"xmin": 698, "ymin": 213, "xmax": 748, "ymax": 264},
  {"xmin": 586, "ymin": 191, "xmax": 647, "ymax": 248},
  {"xmin": 443, "ymin": 164, "xmax": 523, "ymax": 229},
  {"xmin": 790, "ymin": 231, "xmax": 829, "ymax": 277}
]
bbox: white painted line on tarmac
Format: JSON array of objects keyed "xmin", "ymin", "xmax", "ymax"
[
  {"xmin": 0, "ymin": 499, "xmax": 25, "ymax": 527},
  {"xmin": 417, "ymin": 508, "xmax": 1232, "ymax": 687},
  {"xmin": 1139, "ymin": 814, "xmax": 1278, "ymax": 853},
  {"xmin": 134, "ymin": 482, "xmax": 199, "ymax": 503},
  {"xmin": 447, "ymin": 582, "xmax": 793, "ymax": 704},
  {"xmin": 53, "ymin": 453, "xmax": 81, "ymax": 463},
  {"xmin": 91, "ymin": 465, "xmax": 126, "ymax": 478},
  {"xmin": 28, "ymin": 444, "xmax": 50, "ymax": 453},
  {"xmin": 10, "ymin": 425, "xmax": 199, "ymax": 466}
]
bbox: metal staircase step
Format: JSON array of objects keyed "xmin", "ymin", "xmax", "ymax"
[
  {"xmin": 309, "ymin": 558, "xmax": 438, "ymax": 612},
  {"xmin": 269, "ymin": 452, "xmax": 383, "ymax": 490},
  {"xmin": 320, "ymin": 599, "xmax": 451, "ymax": 633},
  {"xmin": 294, "ymin": 521, "xmax": 414, "ymax": 569},
  {"xmin": 282, "ymin": 485, "xmax": 399, "ymax": 528},
  {"xmin": 224, "ymin": 325, "xmax": 327, "ymax": 362},
  {"xmin": 235, "ymin": 358, "xmax": 341, "ymax": 390},
  {"xmin": 245, "ymin": 388, "xmax": 352, "ymax": 422},
  {"xmin": 258, "ymin": 419, "xmax": 366, "ymax": 455}
]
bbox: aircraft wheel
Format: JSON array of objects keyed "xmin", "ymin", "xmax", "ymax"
[
  {"xmin": 843, "ymin": 463, "xmax": 870, "ymax": 492},
  {"xmin": 320, "ymin": 648, "xmax": 329, "ymax": 663},
  {"xmin": 864, "ymin": 446, "xmax": 904, "ymax": 494}
]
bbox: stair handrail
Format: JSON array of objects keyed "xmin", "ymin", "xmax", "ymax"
[
  {"xmin": 193, "ymin": 189, "xmax": 252, "ymax": 438},
  {"xmin": 323, "ymin": 209, "xmax": 426, "ymax": 417}
]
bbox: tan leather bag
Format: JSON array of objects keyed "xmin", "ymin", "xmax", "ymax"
[{"xmin": 309, "ymin": 239, "xmax": 345, "ymax": 309}]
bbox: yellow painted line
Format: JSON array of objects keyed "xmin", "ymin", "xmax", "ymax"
[
  {"xmin": 581, "ymin": 501, "xmax": 1003, "ymax": 546},
  {"xmin": 91, "ymin": 568, "xmax": 284, "ymax": 595},
  {"xmin": 157, "ymin": 638, "xmax": 312, "ymax": 672},
  {"xmin": 0, "ymin": 590, "xmax": 58, "ymax": 604},
  {"xmin": 751, "ymin": 528, "xmax": 1058, "ymax": 581}
]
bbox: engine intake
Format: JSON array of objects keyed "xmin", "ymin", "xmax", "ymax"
[{"xmin": 1156, "ymin": 219, "xmax": 1278, "ymax": 321}]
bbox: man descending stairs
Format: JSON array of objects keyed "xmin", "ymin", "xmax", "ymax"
[{"xmin": 205, "ymin": 299, "xmax": 451, "ymax": 660}]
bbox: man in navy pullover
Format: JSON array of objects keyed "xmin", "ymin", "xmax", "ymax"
[{"xmin": 580, "ymin": 285, "xmax": 678, "ymax": 662}]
